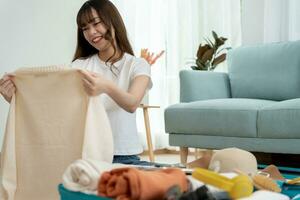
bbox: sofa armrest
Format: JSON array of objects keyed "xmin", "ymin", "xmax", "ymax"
[{"xmin": 180, "ymin": 70, "xmax": 231, "ymax": 102}]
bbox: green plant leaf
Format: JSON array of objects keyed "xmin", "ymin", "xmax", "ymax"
[
  {"xmin": 201, "ymin": 49, "xmax": 214, "ymax": 63},
  {"xmin": 212, "ymin": 31, "xmax": 218, "ymax": 40},
  {"xmin": 191, "ymin": 66, "xmax": 199, "ymax": 70},
  {"xmin": 208, "ymin": 38, "xmax": 215, "ymax": 49},
  {"xmin": 197, "ymin": 44, "xmax": 210, "ymax": 59},
  {"xmin": 220, "ymin": 37, "xmax": 227, "ymax": 42},
  {"xmin": 212, "ymin": 53, "xmax": 226, "ymax": 68},
  {"xmin": 196, "ymin": 31, "xmax": 230, "ymax": 70},
  {"xmin": 196, "ymin": 58, "xmax": 205, "ymax": 66},
  {"xmin": 204, "ymin": 38, "xmax": 214, "ymax": 48},
  {"xmin": 196, "ymin": 59, "xmax": 210, "ymax": 70},
  {"xmin": 216, "ymin": 47, "xmax": 231, "ymax": 54},
  {"xmin": 196, "ymin": 59, "xmax": 206, "ymax": 70}
]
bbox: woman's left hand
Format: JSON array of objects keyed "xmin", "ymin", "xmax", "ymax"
[
  {"xmin": 140, "ymin": 49, "xmax": 164, "ymax": 66},
  {"xmin": 78, "ymin": 70, "xmax": 109, "ymax": 96}
]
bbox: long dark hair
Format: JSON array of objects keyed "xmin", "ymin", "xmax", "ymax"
[{"xmin": 73, "ymin": 0, "xmax": 134, "ymax": 68}]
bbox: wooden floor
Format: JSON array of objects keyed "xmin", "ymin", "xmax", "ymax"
[
  {"xmin": 1, "ymin": 149, "xmax": 298, "ymax": 168},
  {"xmin": 140, "ymin": 149, "xmax": 196, "ymax": 164},
  {"xmin": 140, "ymin": 149, "xmax": 300, "ymax": 168}
]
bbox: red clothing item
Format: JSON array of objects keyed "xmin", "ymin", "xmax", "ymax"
[{"xmin": 98, "ymin": 167, "xmax": 188, "ymax": 200}]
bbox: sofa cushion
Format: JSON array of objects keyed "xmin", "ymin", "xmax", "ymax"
[
  {"xmin": 165, "ymin": 98, "xmax": 275, "ymax": 138},
  {"xmin": 258, "ymin": 98, "xmax": 300, "ymax": 139},
  {"xmin": 227, "ymin": 40, "xmax": 300, "ymax": 101},
  {"xmin": 179, "ymin": 70, "xmax": 231, "ymax": 102}
]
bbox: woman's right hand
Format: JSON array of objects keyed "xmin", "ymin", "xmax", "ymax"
[{"xmin": 0, "ymin": 74, "xmax": 16, "ymax": 103}]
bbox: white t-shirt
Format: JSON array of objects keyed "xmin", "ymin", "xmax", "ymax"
[{"xmin": 72, "ymin": 53, "xmax": 152, "ymax": 155}]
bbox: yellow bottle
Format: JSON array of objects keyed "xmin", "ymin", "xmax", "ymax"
[{"xmin": 192, "ymin": 168, "xmax": 253, "ymax": 199}]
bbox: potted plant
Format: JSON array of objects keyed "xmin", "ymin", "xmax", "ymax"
[{"xmin": 192, "ymin": 31, "xmax": 231, "ymax": 71}]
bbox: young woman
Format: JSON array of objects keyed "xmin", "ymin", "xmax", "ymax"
[
  {"xmin": 72, "ymin": 0, "xmax": 155, "ymax": 165},
  {"xmin": 0, "ymin": 0, "xmax": 163, "ymax": 165}
]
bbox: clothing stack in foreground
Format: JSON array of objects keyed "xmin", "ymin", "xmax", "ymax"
[
  {"xmin": 61, "ymin": 159, "xmax": 188, "ymax": 200},
  {"xmin": 59, "ymin": 158, "xmax": 299, "ymax": 200}
]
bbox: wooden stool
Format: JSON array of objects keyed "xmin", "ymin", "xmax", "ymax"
[{"xmin": 139, "ymin": 104, "xmax": 160, "ymax": 162}]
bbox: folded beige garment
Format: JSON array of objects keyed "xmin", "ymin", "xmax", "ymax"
[{"xmin": 0, "ymin": 66, "xmax": 113, "ymax": 200}]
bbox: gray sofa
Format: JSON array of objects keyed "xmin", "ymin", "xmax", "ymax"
[{"xmin": 164, "ymin": 41, "xmax": 300, "ymax": 163}]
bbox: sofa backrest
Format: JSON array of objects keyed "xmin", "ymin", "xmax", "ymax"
[{"xmin": 227, "ymin": 40, "xmax": 300, "ymax": 101}]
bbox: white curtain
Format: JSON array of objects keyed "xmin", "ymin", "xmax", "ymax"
[
  {"xmin": 111, "ymin": 0, "xmax": 242, "ymax": 150},
  {"xmin": 241, "ymin": 0, "xmax": 300, "ymax": 44},
  {"xmin": 263, "ymin": 0, "xmax": 300, "ymax": 42}
]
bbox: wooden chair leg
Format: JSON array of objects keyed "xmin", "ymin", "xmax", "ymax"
[
  {"xmin": 143, "ymin": 107, "xmax": 155, "ymax": 162},
  {"xmin": 180, "ymin": 147, "xmax": 189, "ymax": 164},
  {"xmin": 195, "ymin": 148, "xmax": 199, "ymax": 159}
]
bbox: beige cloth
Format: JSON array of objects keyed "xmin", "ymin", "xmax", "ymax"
[
  {"xmin": 208, "ymin": 148, "xmax": 257, "ymax": 176},
  {"xmin": 0, "ymin": 66, "xmax": 113, "ymax": 200}
]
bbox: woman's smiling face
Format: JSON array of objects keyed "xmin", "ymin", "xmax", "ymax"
[{"xmin": 81, "ymin": 8, "xmax": 113, "ymax": 52}]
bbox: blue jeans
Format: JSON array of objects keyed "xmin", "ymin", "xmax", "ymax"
[
  {"xmin": 112, "ymin": 155, "xmax": 154, "ymax": 166},
  {"xmin": 112, "ymin": 155, "xmax": 185, "ymax": 168}
]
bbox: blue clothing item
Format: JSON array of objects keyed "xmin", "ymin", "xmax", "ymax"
[
  {"xmin": 112, "ymin": 155, "xmax": 186, "ymax": 169},
  {"xmin": 112, "ymin": 155, "xmax": 154, "ymax": 166}
]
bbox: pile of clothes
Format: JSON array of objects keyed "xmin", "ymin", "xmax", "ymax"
[
  {"xmin": 62, "ymin": 159, "xmax": 232, "ymax": 200},
  {"xmin": 61, "ymin": 148, "xmax": 299, "ymax": 200}
]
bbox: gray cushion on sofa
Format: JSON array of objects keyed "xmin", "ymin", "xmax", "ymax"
[
  {"xmin": 258, "ymin": 98, "xmax": 300, "ymax": 139},
  {"xmin": 165, "ymin": 98, "xmax": 275, "ymax": 138},
  {"xmin": 228, "ymin": 40, "xmax": 300, "ymax": 101}
]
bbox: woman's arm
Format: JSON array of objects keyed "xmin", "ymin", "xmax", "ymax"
[
  {"xmin": 79, "ymin": 70, "xmax": 149, "ymax": 113},
  {"xmin": 0, "ymin": 74, "xmax": 16, "ymax": 103}
]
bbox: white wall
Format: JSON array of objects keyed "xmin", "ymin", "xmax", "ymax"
[{"xmin": 0, "ymin": 0, "xmax": 86, "ymax": 147}]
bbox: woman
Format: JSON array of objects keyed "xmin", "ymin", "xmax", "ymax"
[
  {"xmin": 0, "ymin": 0, "xmax": 163, "ymax": 165},
  {"xmin": 73, "ymin": 0, "xmax": 154, "ymax": 165}
]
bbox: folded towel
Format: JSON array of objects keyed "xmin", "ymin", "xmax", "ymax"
[
  {"xmin": 63, "ymin": 159, "xmax": 123, "ymax": 194},
  {"xmin": 98, "ymin": 167, "xmax": 188, "ymax": 200}
]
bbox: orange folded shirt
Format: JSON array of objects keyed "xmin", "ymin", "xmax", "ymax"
[{"xmin": 98, "ymin": 167, "xmax": 188, "ymax": 200}]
